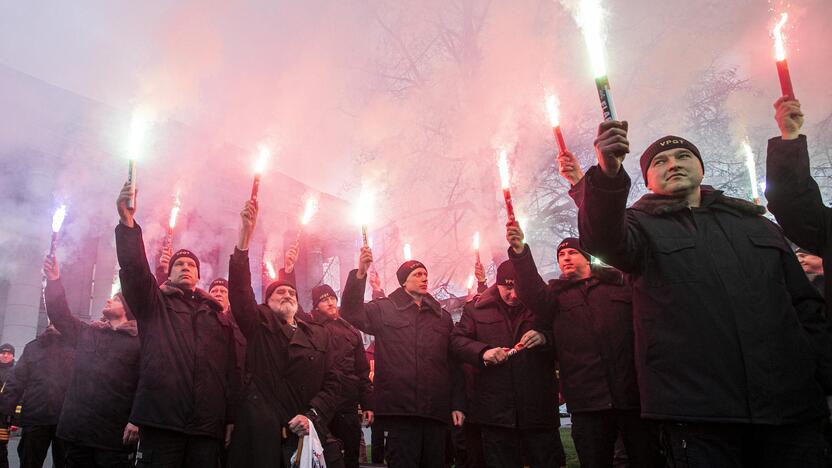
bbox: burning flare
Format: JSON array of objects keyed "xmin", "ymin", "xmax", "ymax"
[
  {"xmin": 168, "ymin": 194, "xmax": 181, "ymax": 230},
  {"xmin": 577, "ymin": 0, "xmax": 609, "ymax": 78},
  {"xmin": 126, "ymin": 109, "xmax": 152, "ymax": 162},
  {"xmin": 403, "ymin": 243, "xmax": 413, "ymax": 261},
  {"xmin": 301, "ymin": 196, "xmax": 319, "ymax": 226},
  {"xmin": 742, "ymin": 140, "xmax": 759, "ymax": 201},
  {"xmin": 467, "ymin": 274, "xmax": 476, "ymax": 290},
  {"xmin": 253, "ymin": 145, "xmax": 270, "ymax": 175},
  {"xmin": 265, "ymin": 260, "xmax": 277, "ymax": 280},
  {"xmin": 52, "ymin": 205, "xmax": 67, "ymax": 233},
  {"xmin": 473, "ymin": 231, "xmax": 480, "ymax": 251},
  {"xmin": 773, "ymin": 13, "xmax": 788, "ymax": 61},
  {"xmin": 545, "ymin": 95, "xmax": 561, "ymax": 127},
  {"xmin": 497, "ymin": 150, "xmax": 511, "ymax": 190}
]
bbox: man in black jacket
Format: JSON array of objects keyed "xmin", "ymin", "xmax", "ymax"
[
  {"xmin": 765, "ymin": 96, "xmax": 832, "ymax": 463},
  {"xmin": 309, "ymin": 284, "xmax": 373, "ymax": 468},
  {"xmin": 0, "ymin": 343, "xmax": 13, "ymax": 468},
  {"xmin": 506, "ymin": 235, "xmax": 663, "ymax": 468},
  {"xmin": 42, "ymin": 255, "xmax": 140, "ymax": 467},
  {"xmin": 450, "ymin": 260, "xmax": 564, "ymax": 468},
  {"xmin": 572, "ymin": 120, "xmax": 832, "ymax": 466},
  {"xmin": 1, "ymin": 325, "xmax": 74, "ymax": 468},
  {"xmin": 115, "ymin": 182, "xmax": 239, "ymax": 468},
  {"xmin": 340, "ymin": 245, "xmax": 465, "ymax": 468},
  {"xmin": 226, "ymin": 199, "xmax": 347, "ymax": 468}
]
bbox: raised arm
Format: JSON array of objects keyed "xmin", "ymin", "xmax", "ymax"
[
  {"xmin": 506, "ymin": 241, "xmax": 558, "ymax": 335},
  {"xmin": 228, "ymin": 199, "xmax": 264, "ymax": 340},
  {"xmin": 766, "ymin": 98, "xmax": 830, "ymax": 254},
  {"xmin": 42, "ymin": 256, "xmax": 82, "ymax": 346},
  {"xmin": 339, "ymin": 247, "xmax": 382, "ymax": 335},
  {"xmin": 570, "ymin": 121, "xmax": 646, "ymax": 273},
  {"xmin": 115, "ymin": 181, "xmax": 162, "ymax": 321}
]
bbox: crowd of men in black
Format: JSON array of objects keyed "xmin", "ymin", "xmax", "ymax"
[{"xmin": 0, "ymin": 97, "xmax": 829, "ymax": 468}]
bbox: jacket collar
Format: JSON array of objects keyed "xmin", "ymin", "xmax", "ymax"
[
  {"xmin": 389, "ymin": 287, "xmax": 443, "ymax": 317},
  {"xmin": 630, "ymin": 185, "xmax": 766, "ymax": 217},
  {"xmin": 551, "ymin": 266, "xmax": 624, "ymax": 291},
  {"xmin": 160, "ymin": 282, "xmax": 223, "ymax": 312},
  {"xmin": 90, "ymin": 319, "xmax": 139, "ymax": 337}
]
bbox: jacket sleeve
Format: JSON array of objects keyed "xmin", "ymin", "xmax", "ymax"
[
  {"xmin": 450, "ymin": 306, "xmax": 491, "ymax": 368},
  {"xmin": 308, "ymin": 330, "xmax": 349, "ymax": 425},
  {"xmin": 476, "ymin": 281, "xmax": 488, "ymax": 294},
  {"xmin": 354, "ymin": 337, "xmax": 374, "ymax": 411},
  {"xmin": 765, "ymin": 135, "xmax": 831, "ymax": 255},
  {"xmin": 115, "ymin": 223, "xmax": 163, "ymax": 322},
  {"xmin": 340, "ymin": 270, "xmax": 382, "ymax": 336},
  {"xmin": 154, "ymin": 262, "xmax": 167, "ymax": 286},
  {"xmin": 224, "ymin": 324, "xmax": 240, "ymax": 425},
  {"xmin": 777, "ymin": 229, "xmax": 832, "ymax": 392},
  {"xmin": 570, "ymin": 166, "xmax": 647, "ymax": 273},
  {"xmin": 371, "ymin": 288, "xmax": 386, "ymax": 300},
  {"xmin": 508, "ymin": 244, "xmax": 559, "ymax": 336},
  {"xmin": 44, "ymin": 279, "xmax": 82, "ymax": 347},
  {"xmin": 228, "ymin": 247, "xmax": 263, "ymax": 340},
  {"xmin": 449, "ymin": 341, "xmax": 467, "ymax": 413}
]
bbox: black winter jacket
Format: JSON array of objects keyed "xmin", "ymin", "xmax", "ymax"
[
  {"xmin": 0, "ymin": 327, "xmax": 75, "ymax": 426},
  {"xmin": 115, "ymin": 222, "xmax": 239, "ymax": 440},
  {"xmin": 766, "ymin": 135, "xmax": 832, "ymax": 307},
  {"xmin": 450, "ymin": 285, "xmax": 558, "ymax": 429},
  {"xmin": 340, "ymin": 270, "xmax": 465, "ymax": 424},
  {"xmin": 226, "ymin": 248, "xmax": 347, "ymax": 468},
  {"xmin": 572, "ymin": 166, "xmax": 832, "ymax": 424},
  {"xmin": 510, "ymin": 245, "xmax": 639, "ymax": 413},
  {"xmin": 310, "ymin": 309, "xmax": 373, "ymax": 413},
  {"xmin": 45, "ymin": 279, "xmax": 140, "ymax": 450}
]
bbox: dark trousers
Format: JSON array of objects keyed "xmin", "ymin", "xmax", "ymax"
[
  {"xmin": 63, "ymin": 442, "xmax": 134, "ymax": 468},
  {"xmin": 370, "ymin": 425, "xmax": 385, "ymax": 463},
  {"xmin": 134, "ymin": 427, "xmax": 220, "ymax": 468},
  {"xmin": 379, "ymin": 416, "xmax": 446, "ymax": 468},
  {"xmin": 660, "ymin": 419, "xmax": 830, "ymax": 468},
  {"xmin": 460, "ymin": 423, "xmax": 486, "ymax": 468},
  {"xmin": 18, "ymin": 425, "xmax": 66, "ymax": 468},
  {"xmin": 329, "ymin": 412, "xmax": 362, "ymax": 468},
  {"xmin": 479, "ymin": 425, "xmax": 564, "ymax": 468},
  {"xmin": 571, "ymin": 409, "xmax": 663, "ymax": 468},
  {"xmin": 0, "ymin": 440, "xmax": 7, "ymax": 468}
]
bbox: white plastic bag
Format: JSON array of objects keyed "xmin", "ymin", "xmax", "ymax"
[{"xmin": 290, "ymin": 420, "xmax": 326, "ymax": 468}]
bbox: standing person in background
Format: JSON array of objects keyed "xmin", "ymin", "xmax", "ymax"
[
  {"xmin": 115, "ymin": 181, "xmax": 239, "ymax": 468},
  {"xmin": 451, "ymin": 260, "xmax": 564, "ymax": 467},
  {"xmin": 506, "ymin": 232, "xmax": 662, "ymax": 468},
  {"xmin": 308, "ymin": 284, "xmax": 373, "ymax": 468},
  {"xmin": 42, "ymin": 255, "xmax": 141, "ymax": 468},
  {"xmin": 340, "ymin": 246, "xmax": 466, "ymax": 468},
  {"xmin": 796, "ymin": 249, "xmax": 825, "ymax": 298},
  {"xmin": 0, "ymin": 325, "xmax": 74, "ymax": 468},
  {"xmin": 226, "ymin": 199, "xmax": 348, "ymax": 468},
  {"xmin": 0, "ymin": 344, "xmax": 14, "ymax": 468}
]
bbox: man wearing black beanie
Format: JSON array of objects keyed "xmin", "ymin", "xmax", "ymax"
[
  {"xmin": 450, "ymin": 260, "xmax": 565, "ymax": 467},
  {"xmin": 568, "ymin": 120, "xmax": 832, "ymax": 467},
  {"xmin": 225, "ymin": 199, "xmax": 348, "ymax": 468},
  {"xmin": 307, "ymin": 284, "xmax": 373, "ymax": 468},
  {"xmin": 340, "ymin": 245, "xmax": 466, "ymax": 468},
  {"xmin": 114, "ymin": 181, "xmax": 239, "ymax": 468},
  {"xmin": 506, "ymin": 231, "xmax": 663, "ymax": 468}
]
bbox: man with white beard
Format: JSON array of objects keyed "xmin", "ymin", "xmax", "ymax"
[{"xmin": 226, "ymin": 199, "xmax": 349, "ymax": 468}]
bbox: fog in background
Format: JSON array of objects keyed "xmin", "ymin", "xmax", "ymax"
[{"xmin": 1, "ymin": 0, "xmax": 831, "ymax": 297}]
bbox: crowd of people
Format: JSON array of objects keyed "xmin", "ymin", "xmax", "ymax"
[{"xmin": 0, "ymin": 97, "xmax": 829, "ymax": 468}]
